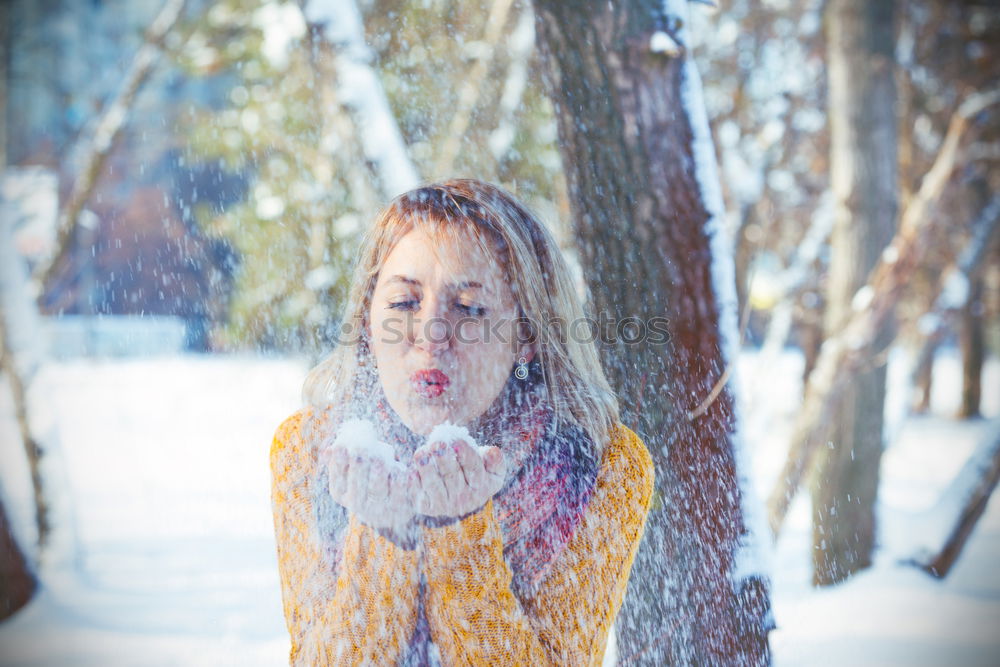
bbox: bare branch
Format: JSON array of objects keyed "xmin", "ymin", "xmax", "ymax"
[{"xmin": 32, "ymin": 0, "xmax": 188, "ymax": 292}]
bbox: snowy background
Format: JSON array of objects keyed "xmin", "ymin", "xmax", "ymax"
[
  {"xmin": 0, "ymin": 347, "xmax": 997, "ymax": 666},
  {"xmin": 2, "ymin": 0, "xmax": 998, "ymax": 664}
]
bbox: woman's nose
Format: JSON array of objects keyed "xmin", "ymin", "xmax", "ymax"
[
  {"xmin": 414, "ymin": 318, "xmax": 450, "ymax": 354},
  {"xmin": 410, "ymin": 301, "xmax": 451, "ymax": 354}
]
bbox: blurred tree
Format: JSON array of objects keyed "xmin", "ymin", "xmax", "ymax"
[
  {"xmin": 809, "ymin": 0, "xmax": 897, "ymax": 587},
  {"xmin": 955, "ymin": 172, "xmax": 993, "ymax": 419},
  {"xmin": 4, "ymin": 0, "xmax": 239, "ymax": 351},
  {"xmin": 183, "ymin": 0, "xmax": 570, "ymax": 353},
  {"xmin": 1, "ymin": 0, "xmax": 194, "ymax": 621},
  {"xmin": 958, "ymin": 275, "xmax": 985, "ymax": 417},
  {"xmin": 364, "ymin": 0, "xmax": 566, "ymax": 209},
  {"xmin": 0, "ymin": 492, "xmax": 35, "ymax": 622},
  {"xmin": 34, "ymin": 0, "xmax": 188, "ymax": 293},
  {"xmin": 180, "ymin": 0, "xmax": 361, "ymax": 352},
  {"xmin": 897, "ymin": 0, "xmax": 1000, "ymax": 416},
  {"xmin": 533, "ymin": 0, "xmax": 771, "ymax": 664},
  {"xmin": 0, "ymin": 3, "xmax": 28, "ymax": 618},
  {"xmin": 0, "ymin": 315, "xmax": 38, "ymax": 621},
  {"xmin": 766, "ymin": 80, "xmax": 1000, "ymax": 555}
]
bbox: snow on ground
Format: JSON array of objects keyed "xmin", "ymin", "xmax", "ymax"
[
  {"xmin": 739, "ymin": 347, "xmax": 1000, "ymax": 667},
  {"xmin": 0, "ymin": 348, "xmax": 998, "ymax": 665},
  {"xmin": 0, "ymin": 355, "xmax": 308, "ymax": 666}
]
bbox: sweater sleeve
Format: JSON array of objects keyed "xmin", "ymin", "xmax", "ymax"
[
  {"xmin": 420, "ymin": 424, "xmax": 655, "ymax": 666},
  {"xmin": 270, "ymin": 410, "xmax": 421, "ymax": 666}
]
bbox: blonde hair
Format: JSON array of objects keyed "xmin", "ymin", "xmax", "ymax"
[{"xmin": 303, "ymin": 178, "xmax": 620, "ymax": 453}]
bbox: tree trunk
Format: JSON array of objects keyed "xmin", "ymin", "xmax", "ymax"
[
  {"xmin": 912, "ymin": 337, "xmax": 936, "ymax": 414},
  {"xmin": 958, "ymin": 277, "xmax": 984, "ymax": 419},
  {"xmin": 810, "ymin": 0, "xmax": 897, "ymax": 588},
  {"xmin": 1, "ymin": 189, "xmax": 51, "ymax": 552},
  {"xmin": 0, "ymin": 494, "xmax": 35, "ymax": 621},
  {"xmin": 910, "ymin": 193, "xmax": 1000, "ymax": 418},
  {"xmin": 799, "ymin": 303, "xmax": 824, "ymax": 392},
  {"xmin": 533, "ymin": 2, "xmax": 771, "ymax": 664}
]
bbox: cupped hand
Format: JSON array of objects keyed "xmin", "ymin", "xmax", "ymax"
[
  {"xmin": 321, "ymin": 446, "xmax": 417, "ymax": 532},
  {"xmin": 412, "ymin": 439, "xmax": 506, "ymax": 518}
]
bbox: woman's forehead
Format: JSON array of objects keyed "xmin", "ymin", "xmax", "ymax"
[{"xmin": 378, "ymin": 226, "xmax": 509, "ymax": 294}]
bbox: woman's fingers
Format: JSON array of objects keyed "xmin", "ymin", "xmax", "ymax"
[
  {"xmin": 437, "ymin": 442, "xmax": 476, "ymax": 508},
  {"xmin": 325, "ymin": 444, "xmax": 420, "ymax": 529},
  {"xmin": 434, "ymin": 442, "xmax": 466, "ymax": 486},
  {"xmin": 454, "ymin": 441, "xmax": 486, "ymax": 491},
  {"xmin": 333, "ymin": 438, "xmax": 505, "ymax": 520},
  {"xmin": 482, "ymin": 446, "xmax": 506, "ymax": 484},
  {"xmin": 456, "ymin": 443, "xmax": 506, "ymax": 503},
  {"xmin": 412, "ymin": 439, "xmax": 507, "ymax": 516}
]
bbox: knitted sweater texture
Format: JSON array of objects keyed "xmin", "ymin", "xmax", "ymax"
[{"xmin": 270, "ymin": 406, "xmax": 654, "ymax": 666}]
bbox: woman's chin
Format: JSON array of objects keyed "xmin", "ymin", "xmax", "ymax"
[{"xmin": 399, "ymin": 401, "xmax": 461, "ymax": 436}]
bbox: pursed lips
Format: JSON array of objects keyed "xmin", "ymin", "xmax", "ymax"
[{"xmin": 410, "ymin": 368, "xmax": 451, "ymax": 398}]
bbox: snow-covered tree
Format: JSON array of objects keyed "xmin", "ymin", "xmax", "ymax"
[{"xmin": 533, "ymin": 1, "xmax": 771, "ymax": 663}]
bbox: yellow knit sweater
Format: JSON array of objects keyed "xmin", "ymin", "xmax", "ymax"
[{"xmin": 270, "ymin": 407, "xmax": 654, "ymax": 666}]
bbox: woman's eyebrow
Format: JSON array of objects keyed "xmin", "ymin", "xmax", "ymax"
[
  {"xmin": 384, "ymin": 275, "xmax": 486, "ymax": 292},
  {"xmin": 385, "ymin": 275, "xmax": 420, "ymax": 287}
]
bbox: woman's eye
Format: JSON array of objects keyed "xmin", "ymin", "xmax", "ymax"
[
  {"xmin": 385, "ymin": 299, "xmax": 486, "ymax": 316},
  {"xmin": 456, "ymin": 303, "xmax": 487, "ymax": 317}
]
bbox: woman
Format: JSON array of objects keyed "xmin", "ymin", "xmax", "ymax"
[{"xmin": 271, "ymin": 179, "xmax": 654, "ymax": 666}]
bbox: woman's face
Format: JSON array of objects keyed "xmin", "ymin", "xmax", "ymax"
[{"xmin": 367, "ymin": 225, "xmax": 530, "ymax": 435}]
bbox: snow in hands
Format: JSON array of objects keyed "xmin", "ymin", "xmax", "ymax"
[
  {"xmin": 326, "ymin": 418, "xmax": 493, "ymax": 467},
  {"xmin": 427, "ymin": 421, "xmax": 493, "ymax": 457},
  {"xmin": 330, "ymin": 418, "xmax": 403, "ymax": 471},
  {"xmin": 324, "ymin": 418, "xmax": 502, "ymax": 524}
]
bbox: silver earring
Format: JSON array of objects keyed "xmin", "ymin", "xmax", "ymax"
[{"xmin": 515, "ymin": 356, "xmax": 529, "ymax": 380}]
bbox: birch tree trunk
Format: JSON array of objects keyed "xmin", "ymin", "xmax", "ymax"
[
  {"xmin": 0, "ymin": 172, "xmax": 51, "ymax": 617},
  {"xmin": 809, "ymin": 0, "xmax": 897, "ymax": 587},
  {"xmin": 302, "ymin": 0, "xmax": 419, "ymax": 199},
  {"xmin": 533, "ymin": 2, "xmax": 771, "ymax": 664}
]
